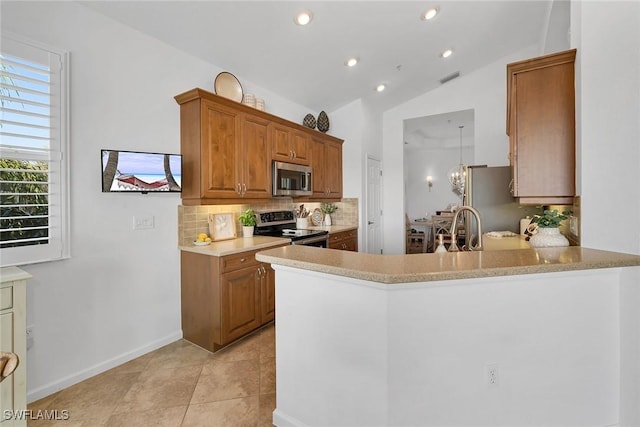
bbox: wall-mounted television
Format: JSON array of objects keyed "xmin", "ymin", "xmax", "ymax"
[{"xmin": 101, "ymin": 149, "xmax": 182, "ymax": 193}]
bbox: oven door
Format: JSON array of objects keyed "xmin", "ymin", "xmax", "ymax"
[{"xmin": 291, "ymin": 234, "xmax": 328, "ymax": 248}]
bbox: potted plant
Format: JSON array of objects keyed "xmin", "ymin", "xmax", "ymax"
[
  {"xmin": 320, "ymin": 203, "xmax": 338, "ymax": 226},
  {"xmin": 238, "ymin": 209, "xmax": 257, "ymax": 238},
  {"xmin": 529, "ymin": 209, "xmax": 571, "ymax": 248}
]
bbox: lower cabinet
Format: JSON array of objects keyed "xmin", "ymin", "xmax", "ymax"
[
  {"xmin": 1, "ymin": 267, "xmax": 29, "ymax": 427},
  {"xmin": 328, "ymin": 229, "xmax": 358, "ymax": 252},
  {"xmin": 180, "ymin": 246, "xmax": 284, "ymax": 352}
]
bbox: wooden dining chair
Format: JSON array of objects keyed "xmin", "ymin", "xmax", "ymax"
[{"xmin": 406, "ymin": 214, "xmax": 426, "ymax": 253}]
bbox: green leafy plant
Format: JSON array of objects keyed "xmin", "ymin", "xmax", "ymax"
[
  {"xmin": 238, "ymin": 209, "xmax": 257, "ymax": 227},
  {"xmin": 320, "ymin": 203, "xmax": 338, "ymax": 214},
  {"xmin": 532, "ymin": 209, "xmax": 571, "ymax": 228}
]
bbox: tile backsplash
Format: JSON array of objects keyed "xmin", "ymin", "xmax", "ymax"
[{"xmin": 178, "ymin": 198, "xmax": 359, "ymax": 246}]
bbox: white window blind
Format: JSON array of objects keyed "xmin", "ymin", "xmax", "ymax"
[{"xmin": 1, "ymin": 34, "xmax": 69, "ymax": 266}]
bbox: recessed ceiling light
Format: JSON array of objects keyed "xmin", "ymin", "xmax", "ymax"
[
  {"xmin": 294, "ymin": 10, "xmax": 313, "ymax": 26},
  {"xmin": 421, "ymin": 7, "xmax": 439, "ymax": 21},
  {"xmin": 441, "ymin": 48, "xmax": 453, "ymax": 58},
  {"xmin": 345, "ymin": 57, "xmax": 359, "ymax": 67},
  {"xmin": 375, "ymin": 84, "xmax": 386, "ymax": 92}
]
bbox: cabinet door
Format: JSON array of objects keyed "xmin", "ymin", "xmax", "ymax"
[
  {"xmin": 507, "ymin": 49, "xmax": 576, "ymax": 204},
  {"xmin": 200, "ymin": 100, "xmax": 242, "ymax": 198},
  {"xmin": 260, "ymin": 263, "xmax": 276, "ymax": 323},
  {"xmin": 271, "ymin": 124, "xmax": 294, "ymax": 163},
  {"xmin": 324, "ymin": 139, "xmax": 343, "ymax": 198},
  {"xmin": 290, "ymin": 130, "xmax": 310, "ymax": 165},
  {"xmin": 513, "ymin": 63, "xmax": 575, "ymax": 199},
  {"xmin": 220, "ymin": 267, "xmax": 261, "ymax": 344},
  {"xmin": 241, "ymin": 114, "xmax": 272, "ymax": 198},
  {"xmin": 271, "ymin": 124, "xmax": 310, "ymax": 165},
  {"xmin": 0, "ymin": 312, "xmax": 14, "ymax": 424},
  {"xmin": 310, "ymin": 136, "xmax": 327, "ymax": 198}
]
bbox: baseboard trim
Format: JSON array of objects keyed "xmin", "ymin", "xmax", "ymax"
[{"xmin": 26, "ymin": 330, "xmax": 183, "ymax": 403}]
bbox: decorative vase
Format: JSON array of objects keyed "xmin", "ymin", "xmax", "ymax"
[
  {"xmin": 242, "ymin": 225, "xmax": 254, "ymax": 238},
  {"xmin": 324, "ymin": 213, "xmax": 332, "ymax": 226},
  {"xmin": 317, "ymin": 111, "xmax": 330, "ymax": 133},
  {"xmin": 528, "ymin": 227, "xmax": 569, "ymax": 248}
]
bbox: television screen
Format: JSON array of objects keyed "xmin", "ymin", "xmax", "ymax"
[{"xmin": 101, "ymin": 149, "xmax": 182, "ymax": 193}]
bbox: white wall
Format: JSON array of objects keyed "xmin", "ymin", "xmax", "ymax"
[
  {"xmin": 274, "ymin": 266, "xmax": 621, "ymax": 426},
  {"xmin": 570, "ymin": 2, "xmax": 640, "ymax": 425},
  {"xmin": 329, "ymin": 99, "xmax": 365, "ymax": 249},
  {"xmin": 1, "ymin": 1, "xmax": 316, "ymax": 401},
  {"xmin": 382, "ymin": 45, "xmax": 539, "ymax": 255}
]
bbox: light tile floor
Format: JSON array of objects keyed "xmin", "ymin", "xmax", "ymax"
[{"xmin": 27, "ymin": 324, "xmax": 276, "ymax": 427}]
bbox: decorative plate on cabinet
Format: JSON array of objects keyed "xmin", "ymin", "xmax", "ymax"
[
  {"xmin": 317, "ymin": 111, "xmax": 330, "ymax": 133},
  {"xmin": 303, "ymin": 113, "xmax": 316, "ymax": 129},
  {"xmin": 311, "ymin": 208, "xmax": 323, "ymax": 226},
  {"xmin": 214, "ymin": 72, "xmax": 243, "ymax": 103}
]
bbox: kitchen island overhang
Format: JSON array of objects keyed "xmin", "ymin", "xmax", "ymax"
[
  {"xmin": 256, "ymin": 245, "xmax": 640, "ymax": 284},
  {"xmin": 256, "ymin": 246, "xmax": 640, "ymax": 426}
]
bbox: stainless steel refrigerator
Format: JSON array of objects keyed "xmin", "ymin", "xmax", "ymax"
[{"xmin": 463, "ymin": 165, "xmax": 542, "ymax": 245}]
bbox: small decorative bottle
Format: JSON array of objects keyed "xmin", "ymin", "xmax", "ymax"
[
  {"xmin": 448, "ymin": 233, "xmax": 460, "ymax": 252},
  {"xmin": 434, "ymin": 234, "xmax": 447, "ymax": 253}
]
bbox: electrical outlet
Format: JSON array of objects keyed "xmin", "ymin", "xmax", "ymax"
[
  {"xmin": 26, "ymin": 325, "xmax": 34, "ymax": 350},
  {"xmin": 487, "ymin": 364, "xmax": 499, "ymax": 387}
]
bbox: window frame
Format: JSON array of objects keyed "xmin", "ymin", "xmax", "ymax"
[{"xmin": 1, "ymin": 32, "xmax": 70, "ymax": 267}]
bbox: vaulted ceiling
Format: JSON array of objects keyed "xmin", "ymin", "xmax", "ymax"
[{"xmin": 80, "ymin": 1, "xmax": 553, "ymax": 113}]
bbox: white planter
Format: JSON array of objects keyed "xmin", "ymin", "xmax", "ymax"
[
  {"xmin": 324, "ymin": 213, "xmax": 332, "ymax": 226},
  {"xmin": 528, "ymin": 227, "xmax": 569, "ymax": 248},
  {"xmin": 242, "ymin": 225, "xmax": 254, "ymax": 238}
]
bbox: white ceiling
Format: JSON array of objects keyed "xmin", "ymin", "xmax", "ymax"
[{"xmin": 79, "ymin": 0, "xmax": 552, "ymax": 113}]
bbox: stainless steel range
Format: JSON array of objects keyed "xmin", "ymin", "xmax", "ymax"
[{"xmin": 254, "ymin": 210, "xmax": 329, "ymax": 247}]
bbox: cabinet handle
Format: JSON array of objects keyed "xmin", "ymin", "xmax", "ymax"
[
  {"xmin": 242, "ymin": 183, "xmax": 246, "ymax": 195},
  {"xmin": 289, "ymin": 150, "xmax": 293, "ymax": 159},
  {"xmin": 240, "ymin": 258, "xmax": 246, "ymax": 263},
  {"xmin": 236, "ymin": 183, "xmax": 241, "ymax": 195},
  {"xmin": 261, "ymin": 265, "xmax": 266, "ymax": 275},
  {"xmin": 293, "ymin": 151, "xmax": 297, "ymax": 159}
]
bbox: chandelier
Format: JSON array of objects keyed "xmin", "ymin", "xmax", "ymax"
[{"xmin": 448, "ymin": 125, "xmax": 466, "ymax": 197}]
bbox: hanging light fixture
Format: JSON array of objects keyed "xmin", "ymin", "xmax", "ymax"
[{"xmin": 448, "ymin": 125, "xmax": 466, "ymax": 197}]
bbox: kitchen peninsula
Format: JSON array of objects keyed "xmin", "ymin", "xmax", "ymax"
[{"xmin": 256, "ymin": 246, "xmax": 640, "ymax": 426}]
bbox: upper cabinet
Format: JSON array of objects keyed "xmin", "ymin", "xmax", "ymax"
[
  {"xmin": 272, "ymin": 124, "xmax": 311, "ymax": 165},
  {"xmin": 311, "ymin": 134, "xmax": 343, "ymax": 199},
  {"xmin": 175, "ymin": 88, "xmax": 343, "ymax": 205},
  {"xmin": 506, "ymin": 49, "xmax": 576, "ymax": 205}
]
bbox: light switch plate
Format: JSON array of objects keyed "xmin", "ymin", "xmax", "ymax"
[{"xmin": 133, "ymin": 215, "xmax": 155, "ymax": 230}]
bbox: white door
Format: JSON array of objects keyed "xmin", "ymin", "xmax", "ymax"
[{"xmin": 366, "ymin": 156, "xmax": 383, "ymax": 254}]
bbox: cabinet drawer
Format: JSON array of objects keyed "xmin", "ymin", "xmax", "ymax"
[
  {"xmin": 0, "ymin": 286, "xmax": 12, "ymax": 311},
  {"xmin": 221, "ymin": 251, "xmax": 259, "ymax": 273}
]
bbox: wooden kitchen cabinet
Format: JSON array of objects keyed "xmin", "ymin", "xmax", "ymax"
[
  {"xmin": 175, "ymin": 90, "xmax": 271, "ymax": 205},
  {"xmin": 1, "ymin": 268, "xmax": 29, "ymax": 427},
  {"xmin": 506, "ymin": 49, "xmax": 576, "ymax": 205},
  {"xmin": 180, "ymin": 246, "xmax": 284, "ymax": 352},
  {"xmin": 328, "ymin": 229, "xmax": 358, "ymax": 251},
  {"xmin": 310, "ymin": 134, "xmax": 343, "ymax": 200},
  {"xmin": 175, "ymin": 88, "xmax": 344, "ymax": 205},
  {"xmin": 271, "ymin": 123, "xmax": 310, "ymax": 165}
]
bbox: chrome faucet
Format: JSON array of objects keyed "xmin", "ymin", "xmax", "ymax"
[{"xmin": 449, "ymin": 206, "xmax": 483, "ymax": 251}]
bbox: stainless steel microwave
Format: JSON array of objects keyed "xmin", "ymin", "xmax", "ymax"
[{"xmin": 272, "ymin": 161, "xmax": 312, "ymax": 196}]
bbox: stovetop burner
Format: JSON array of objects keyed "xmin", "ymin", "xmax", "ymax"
[{"xmin": 254, "ymin": 210, "xmax": 328, "ymax": 242}]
